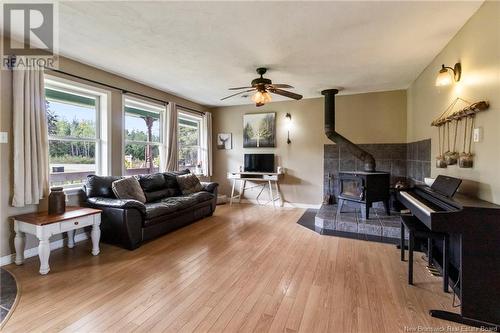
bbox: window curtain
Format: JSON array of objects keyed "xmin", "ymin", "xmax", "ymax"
[
  {"xmin": 164, "ymin": 102, "xmax": 178, "ymax": 171},
  {"xmin": 202, "ymin": 112, "xmax": 213, "ymax": 177},
  {"xmin": 12, "ymin": 68, "xmax": 49, "ymax": 207}
]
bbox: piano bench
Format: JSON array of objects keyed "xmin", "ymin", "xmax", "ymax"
[{"xmin": 400, "ymin": 214, "xmax": 449, "ymax": 293}]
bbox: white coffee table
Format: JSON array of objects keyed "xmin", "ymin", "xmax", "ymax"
[{"xmin": 13, "ymin": 207, "xmax": 102, "ymax": 275}]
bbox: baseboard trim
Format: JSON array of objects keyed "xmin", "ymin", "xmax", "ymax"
[
  {"xmin": 0, "ymin": 233, "xmax": 89, "ymax": 266},
  {"xmin": 238, "ymin": 199, "xmax": 321, "ymax": 209}
]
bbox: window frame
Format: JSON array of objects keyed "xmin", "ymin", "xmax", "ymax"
[
  {"xmin": 44, "ymin": 76, "xmax": 110, "ymax": 189},
  {"xmin": 177, "ymin": 109, "xmax": 203, "ymax": 174},
  {"xmin": 122, "ymin": 95, "xmax": 166, "ymax": 175}
]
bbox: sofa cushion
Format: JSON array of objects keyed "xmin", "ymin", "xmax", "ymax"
[
  {"xmin": 176, "ymin": 174, "xmax": 203, "ymax": 195},
  {"xmin": 162, "ymin": 173, "xmax": 182, "ymax": 197},
  {"xmin": 85, "ymin": 175, "xmax": 123, "ymax": 198},
  {"xmin": 145, "ymin": 196, "xmax": 197, "ymax": 219},
  {"xmin": 161, "ymin": 169, "xmax": 190, "ymax": 194},
  {"xmin": 137, "ymin": 173, "xmax": 171, "ymax": 202},
  {"xmin": 145, "ymin": 201, "xmax": 180, "ymax": 219},
  {"xmin": 111, "ymin": 177, "xmax": 146, "ymax": 203},
  {"xmin": 184, "ymin": 191, "xmax": 215, "ymax": 204},
  {"xmin": 138, "ymin": 173, "xmax": 166, "ymax": 191},
  {"xmin": 144, "ymin": 190, "xmax": 169, "ymax": 203}
]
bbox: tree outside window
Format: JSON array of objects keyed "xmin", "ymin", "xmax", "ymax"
[
  {"xmin": 178, "ymin": 113, "xmax": 202, "ymax": 174},
  {"xmin": 46, "ymin": 88, "xmax": 99, "ymax": 187},
  {"xmin": 124, "ymin": 99, "xmax": 164, "ymax": 175}
]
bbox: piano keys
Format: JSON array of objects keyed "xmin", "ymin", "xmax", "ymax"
[{"xmin": 397, "ymin": 176, "xmax": 500, "ymax": 329}]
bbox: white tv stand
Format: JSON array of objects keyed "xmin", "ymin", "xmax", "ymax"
[{"xmin": 227, "ymin": 172, "xmax": 283, "ymax": 208}]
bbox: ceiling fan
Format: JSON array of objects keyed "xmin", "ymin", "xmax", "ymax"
[{"xmin": 221, "ymin": 67, "xmax": 303, "ymax": 107}]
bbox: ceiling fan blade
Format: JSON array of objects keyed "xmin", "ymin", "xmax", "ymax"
[
  {"xmin": 228, "ymin": 86, "xmax": 253, "ymax": 90},
  {"xmin": 267, "ymin": 84, "xmax": 294, "ymax": 89},
  {"xmin": 220, "ymin": 89, "xmax": 255, "ymax": 101},
  {"xmin": 269, "ymin": 88, "xmax": 303, "ymax": 100}
]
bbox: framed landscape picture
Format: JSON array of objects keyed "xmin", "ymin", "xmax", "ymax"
[
  {"xmin": 243, "ymin": 112, "xmax": 276, "ymax": 148},
  {"xmin": 217, "ymin": 133, "xmax": 232, "ymax": 150}
]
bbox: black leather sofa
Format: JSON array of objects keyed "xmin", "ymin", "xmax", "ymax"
[{"xmin": 83, "ymin": 171, "xmax": 218, "ymax": 250}]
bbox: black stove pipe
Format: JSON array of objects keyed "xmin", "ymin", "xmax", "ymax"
[{"xmin": 322, "ymin": 89, "xmax": 376, "ymax": 172}]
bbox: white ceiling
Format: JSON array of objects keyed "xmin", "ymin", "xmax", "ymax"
[{"xmin": 34, "ymin": 1, "xmax": 486, "ymax": 106}]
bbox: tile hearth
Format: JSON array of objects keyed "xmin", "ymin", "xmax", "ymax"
[
  {"xmin": 0, "ymin": 268, "xmax": 17, "ymax": 325},
  {"xmin": 314, "ymin": 202, "xmax": 407, "ymax": 243}
]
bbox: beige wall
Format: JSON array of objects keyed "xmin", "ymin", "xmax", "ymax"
[
  {"xmin": 407, "ymin": 0, "xmax": 500, "ymax": 203},
  {"xmin": 211, "ymin": 90, "xmax": 407, "ymax": 205},
  {"xmin": 0, "ymin": 54, "xmax": 206, "ymax": 258}
]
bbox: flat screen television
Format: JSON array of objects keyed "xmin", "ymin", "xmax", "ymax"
[{"xmin": 244, "ymin": 154, "xmax": 275, "ymax": 173}]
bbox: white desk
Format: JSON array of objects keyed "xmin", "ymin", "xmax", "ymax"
[{"xmin": 227, "ymin": 172, "xmax": 283, "ymax": 208}]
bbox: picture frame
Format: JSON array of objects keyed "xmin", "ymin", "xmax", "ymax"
[
  {"xmin": 243, "ymin": 112, "xmax": 276, "ymax": 148},
  {"xmin": 217, "ymin": 133, "xmax": 232, "ymax": 150}
]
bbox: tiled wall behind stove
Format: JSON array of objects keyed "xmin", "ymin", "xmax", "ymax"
[
  {"xmin": 323, "ymin": 139, "xmax": 432, "ymax": 198},
  {"xmin": 406, "ymin": 139, "xmax": 431, "ymax": 183},
  {"xmin": 324, "ymin": 142, "xmax": 407, "ymax": 198}
]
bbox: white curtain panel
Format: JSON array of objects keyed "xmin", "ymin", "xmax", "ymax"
[
  {"xmin": 165, "ymin": 102, "xmax": 178, "ymax": 171},
  {"xmin": 202, "ymin": 112, "xmax": 213, "ymax": 177},
  {"xmin": 12, "ymin": 68, "xmax": 49, "ymax": 207}
]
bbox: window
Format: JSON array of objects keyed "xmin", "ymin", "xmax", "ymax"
[
  {"xmin": 46, "ymin": 85, "xmax": 101, "ymax": 187},
  {"xmin": 124, "ymin": 97, "xmax": 165, "ymax": 175},
  {"xmin": 178, "ymin": 110, "xmax": 202, "ymax": 174}
]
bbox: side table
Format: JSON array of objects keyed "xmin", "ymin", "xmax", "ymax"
[{"xmin": 12, "ymin": 207, "xmax": 102, "ymax": 275}]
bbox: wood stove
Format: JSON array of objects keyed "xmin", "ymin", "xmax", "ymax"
[
  {"xmin": 337, "ymin": 171, "xmax": 390, "ymax": 219},
  {"xmin": 320, "ymin": 89, "xmax": 391, "ymax": 220}
]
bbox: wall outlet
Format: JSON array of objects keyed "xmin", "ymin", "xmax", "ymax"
[
  {"xmin": 473, "ymin": 127, "xmax": 482, "ymax": 143},
  {"xmin": 0, "ymin": 132, "xmax": 8, "ymax": 143}
]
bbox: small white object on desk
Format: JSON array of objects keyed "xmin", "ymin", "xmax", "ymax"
[
  {"xmin": 12, "ymin": 207, "xmax": 102, "ymax": 275},
  {"xmin": 227, "ymin": 171, "xmax": 283, "ymax": 208}
]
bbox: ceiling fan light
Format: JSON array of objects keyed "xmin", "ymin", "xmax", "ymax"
[
  {"xmin": 251, "ymin": 91, "xmax": 272, "ymax": 105},
  {"xmin": 251, "ymin": 91, "xmax": 261, "ymax": 103},
  {"xmin": 262, "ymin": 91, "xmax": 272, "ymax": 103}
]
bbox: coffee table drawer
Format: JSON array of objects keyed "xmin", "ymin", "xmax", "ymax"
[{"xmin": 60, "ymin": 215, "xmax": 94, "ymax": 232}]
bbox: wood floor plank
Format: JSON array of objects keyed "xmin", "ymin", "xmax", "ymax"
[
  {"xmin": 2, "ymin": 204, "xmax": 468, "ymax": 333},
  {"xmin": 235, "ymin": 294, "xmax": 272, "ymax": 333}
]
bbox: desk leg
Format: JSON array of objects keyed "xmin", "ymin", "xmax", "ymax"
[
  {"xmin": 230, "ymin": 179, "xmax": 236, "ymax": 206},
  {"xmin": 256, "ymin": 183, "xmax": 266, "ymax": 204},
  {"xmin": 37, "ymin": 235, "xmax": 51, "ymax": 275},
  {"xmin": 274, "ymin": 181, "xmax": 282, "ymax": 207},
  {"xmin": 268, "ymin": 181, "xmax": 275, "ymax": 209},
  {"xmin": 14, "ymin": 222, "xmax": 25, "ymax": 265},
  {"xmin": 91, "ymin": 215, "xmax": 101, "ymax": 256},
  {"xmin": 67, "ymin": 230, "xmax": 75, "ymax": 248},
  {"xmin": 238, "ymin": 180, "xmax": 246, "ymax": 203}
]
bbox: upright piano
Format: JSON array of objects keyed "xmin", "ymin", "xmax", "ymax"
[{"xmin": 397, "ymin": 176, "xmax": 500, "ymax": 328}]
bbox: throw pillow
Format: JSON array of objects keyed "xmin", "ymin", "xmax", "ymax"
[
  {"xmin": 111, "ymin": 177, "xmax": 146, "ymax": 203},
  {"xmin": 176, "ymin": 174, "xmax": 203, "ymax": 195}
]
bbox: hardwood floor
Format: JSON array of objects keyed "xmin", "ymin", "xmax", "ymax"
[{"xmin": 3, "ymin": 204, "xmax": 464, "ymax": 332}]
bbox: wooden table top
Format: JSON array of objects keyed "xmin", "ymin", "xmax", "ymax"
[{"xmin": 12, "ymin": 207, "xmax": 101, "ymax": 226}]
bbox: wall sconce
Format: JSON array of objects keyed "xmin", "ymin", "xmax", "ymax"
[
  {"xmin": 285, "ymin": 113, "xmax": 292, "ymax": 144},
  {"xmin": 435, "ymin": 63, "xmax": 462, "ymax": 86}
]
